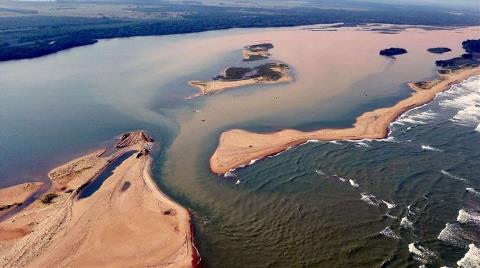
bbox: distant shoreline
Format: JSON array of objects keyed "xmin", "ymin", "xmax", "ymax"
[{"xmin": 209, "ymin": 66, "xmax": 480, "ymax": 174}]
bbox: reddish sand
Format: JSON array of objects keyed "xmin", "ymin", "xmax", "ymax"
[{"xmin": 210, "ymin": 67, "xmax": 480, "ymax": 174}]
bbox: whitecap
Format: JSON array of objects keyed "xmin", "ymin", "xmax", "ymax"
[
  {"xmin": 441, "ymin": 170, "xmax": 467, "ymax": 182},
  {"xmin": 235, "ymin": 179, "xmax": 241, "ymax": 185},
  {"xmin": 408, "ymin": 243, "xmax": 436, "ymax": 264},
  {"xmin": 385, "ymin": 213, "xmax": 398, "ymax": 219},
  {"xmin": 355, "ymin": 141, "xmax": 370, "ymax": 148},
  {"xmin": 224, "ymin": 171, "xmax": 236, "ymax": 178},
  {"xmin": 380, "ymin": 226, "xmax": 401, "ymax": 239},
  {"xmin": 421, "ymin": 145, "xmax": 444, "ymax": 152},
  {"xmin": 349, "ymin": 179, "xmax": 359, "ymax": 188},
  {"xmin": 466, "ymin": 188, "xmax": 480, "ymax": 197},
  {"xmin": 382, "ymin": 200, "xmax": 396, "ymax": 209},
  {"xmin": 400, "ymin": 216, "xmax": 414, "ymax": 229},
  {"xmin": 457, "ymin": 244, "xmax": 480, "ymax": 268},
  {"xmin": 315, "ymin": 169, "xmax": 325, "ymax": 175},
  {"xmin": 457, "ymin": 209, "xmax": 480, "ymax": 225},
  {"xmin": 437, "ymin": 223, "xmax": 472, "ymax": 248},
  {"xmin": 361, "ymin": 193, "xmax": 380, "ymax": 206},
  {"xmin": 328, "ymin": 140, "xmax": 342, "ymax": 145}
]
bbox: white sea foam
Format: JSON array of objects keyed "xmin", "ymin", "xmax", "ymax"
[
  {"xmin": 439, "ymin": 76, "xmax": 480, "ymax": 130},
  {"xmin": 457, "ymin": 209, "xmax": 480, "ymax": 225},
  {"xmin": 421, "ymin": 145, "xmax": 444, "ymax": 152},
  {"xmin": 408, "ymin": 243, "xmax": 436, "ymax": 264},
  {"xmin": 437, "ymin": 223, "xmax": 472, "ymax": 248},
  {"xmin": 380, "ymin": 226, "xmax": 401, "ymax": 239},
  {"xmin": 224, "ymin": 171, "xmax": 236, "ymax": 178},
  {"xmin": 457, "ymin": 244, "xmax": 480, "ymax": 268},
  {"xmin": 466, "ymin": 188, "xmax": 480, "ymax": 197},
  {"xmin": 361, "ymin": 193, "xmax": 380, "ymax": 206},
  {"xmin": 306, "ymin": 139, "xmax": 321, "ymax": 143},
  {"xmin": 382, "ymin": 200, "xmax": 396, "ymax": 209},
  {"xmin": 441, "ymin": 170, "xmax": 467, "ymax": 182},
  {"xmin": 355, "ymin": 141, "xmax": 370, "ymax": 148},
  {"xmin": 315, "ymin": 169, "xmax": 325, "ymax": 175},
  {"xmin": 400, "ymin": 217, "xmax": 414, "ymax": 229},
  {"xmin": 249, "ymin": 159, "xmax": 259, "ymax": 165},
  {"xmin": 385, "ymin": 213, "xmax": 398, "ymax": 219},
  {"xmin": 235, "ymin": 179, "xmax": 241, "ymax": 185},
  {"xmin": 349, "ymin": 179, "xmax": 359, "ymax": 188},
  {"xmin": 329, "ymin": 140, "xmax": 342, "ymax": 145}
]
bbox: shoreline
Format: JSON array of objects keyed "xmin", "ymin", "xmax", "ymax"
[
  {"xmin": 0, "ymin": 131, "xmax": 199, "ymax": 267},
  {"xmin": 209, "ymin": 66, "xmax": 480, "ymax": 174}
]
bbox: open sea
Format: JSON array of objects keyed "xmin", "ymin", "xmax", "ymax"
[{"xmin": 0, "ymin": 25, "xmax": 479, "ymax": 267}]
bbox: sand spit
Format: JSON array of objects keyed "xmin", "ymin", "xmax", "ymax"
[
  {"xmin": 0, "ymin": 131, "xmax": 197, "ymax": 268},
  {"xmin": 210, "ymin": 66, "xmax": 480, "ymax": 174}
]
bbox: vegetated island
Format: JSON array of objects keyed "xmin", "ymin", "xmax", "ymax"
[
  {"xmin": 427, "ymin": 47, "xmax": 452, "ymax": 54},
  {"xmin": 0, "ymin": 131, "xmax": 200, "ymax": 267},
  {"xmin": 379, "ymin": 47, "xmax": 408, "ymax": 58},
  {"xmin": 188, "ymin": 62, "xmax": 291, "ymax": 97},
  {"xmin": 436, "ymin": 39, "xmax": 480, "ymax": 69},
  {"xmin": 243, "ymin": 43, "xmax": 274, "ymax": 61},
  {"xmin": 209, "ymin": 42, "xmax": 480, "ymax": 174}
]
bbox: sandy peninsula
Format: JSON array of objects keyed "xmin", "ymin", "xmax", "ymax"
[
  {"xmin": 188, "ymin": 62, "xmax": 291, "ymax": 97},
  {"xmin": 0, "ymin": 131, "xmax": 199, "ymax": 268},
  {"xmin": 210, "ymin": 66, "xmax": 480, "ymax": 174},
  {"xmin": 0, "ymin": 182, "xmax": 43, "ymax": 219}
]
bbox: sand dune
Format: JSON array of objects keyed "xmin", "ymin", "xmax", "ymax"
[
  {"xmin": 209, "ymin": 67, "xmax": 480, "ymax": 174},
  {"xmin": 0, "ymin": 131, "xmax": 198, "ymax": 268}
]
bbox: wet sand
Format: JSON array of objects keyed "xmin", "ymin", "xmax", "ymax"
[
  {"xmin": 210, "ymin": 66, "xmax": 480, "ymax": 174},
  {"xmin": 0, "ymin": 183, "xmax": 43, "ymax": 218},
  {"xmin": 0, "ymin": 131, "xmax": 198, "ymax": 268}
]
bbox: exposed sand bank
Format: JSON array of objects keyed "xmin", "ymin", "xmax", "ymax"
[
  {"xmin": 210, "ymin": 66, "xmax": 480, "ymax": 174},
  {"xmin": 0, "ymin": 131, "xmax": 198, "ymax": 267},
  {"xmin": 0, "ymin": 183, "xmax": 43, "ymax": 218}
]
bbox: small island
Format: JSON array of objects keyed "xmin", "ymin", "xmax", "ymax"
[
  {"xmin": 379, "ymin": 47, "xmax": 408, "ymax": 58},
  {"xmin": 427, "ymin": 47, "xmax": 452, "ymax": 54},
  {"xmin": 242, "ymin": 43, "xmax": 274, "ymax": 61},
  {"xmin": 188, "ymin": 62, "xmax": 291, "ymax": 97}
]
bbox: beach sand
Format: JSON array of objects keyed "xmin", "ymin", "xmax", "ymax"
[
  {"xmin": 0, "ymin": 182, "xmax": 43, "ymax": 219},
  {"xmin": 0, "ymin": 131, "xmax": 197, "ymax": 268},
  {"xmin": 209, "ymin": 66, "xmax": 480, "ymax": 174}
]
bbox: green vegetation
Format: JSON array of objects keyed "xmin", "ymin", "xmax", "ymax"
[
  {"xmin": 0, "ymin": 2, "xmax": 478, "ymax": 61},
  {"xmin": 379, "ymin": 48, "xmax": 408, "ymax": 57},
  {"xmin": 214, "ymin": 63, "xmax": 288, "ymax": 81},
  {"xmin": 427, "ymin": 47, "xmax": 452, "ymax": 54},
  {"xmin": 436, "ymin": 39, "xmax": 480, "ymax": 69},
  {"xmin": 41, "ymin": 193, "xmax": 59, "ymax": 204}
]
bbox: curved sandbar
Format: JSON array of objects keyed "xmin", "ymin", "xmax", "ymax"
[
  {"xmin": 188, "ymin": 62, "xmax": 291, "ymax": 97},
  {"xmin": 209, "ymin": 66, "xmax": 480, "ymax": 174},
  {"xmin": 0, "ymin": 131, "xmax": 199, "ymax": 267}
]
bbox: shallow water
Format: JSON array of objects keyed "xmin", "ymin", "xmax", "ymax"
[{"xmin": 1, "ymin": 25, "xmax": 479, "ymax": 267}]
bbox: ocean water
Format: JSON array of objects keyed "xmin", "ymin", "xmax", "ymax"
[{"xmin": 1, "ymin": 25, "xmax": 480, "ymax": 267}]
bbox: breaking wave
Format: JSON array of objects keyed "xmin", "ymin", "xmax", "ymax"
[
  {"xmin": 457, "ymin": 209, "xmax": 480, "ymax": 226},
  {"xmin": 441, "ymin": 170, "xmax": 467, "ymax": 182},
  {"xmin": 400, "ymin": 216, "xmax": 414, "ymax": 229},
  {"xmin": 349, "ymin": 179, "xmax": 359, "ymax": 188},
  {"xmin": 437, "ymin": 223, "xmax": 474, "ymax": 248},
  {"xmin": 466, "ymin": 188, "xmax": 480, "ymax": 197},
  {"xmin": 380, "ymin": 226, "xmax": 401, "ymax": 239},
  {"xmin": 421, "ymin": 145, "xmax": 444, "ymax": 152},
  {"xmin": 457, "ymin": 244, "xmax": 480, "ymax": 268},
  {"xmin": 439, "ymin": 76, "xmax": 480, "ymax": 131},
  {"xmin": 408, "ymin": 243, "xmax": 436, "ymax": 264}
]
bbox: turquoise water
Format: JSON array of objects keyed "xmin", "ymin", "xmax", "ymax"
[{"xmin": 1, "ymin": 26, "xmax": 479, "ymax": 267}]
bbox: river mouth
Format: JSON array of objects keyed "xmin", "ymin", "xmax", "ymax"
[{"xmin": 1, "ymin": 25, "xmax": 480, "ymax": 267}]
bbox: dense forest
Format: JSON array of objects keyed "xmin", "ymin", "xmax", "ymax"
[{"xmin": 0, "ymin": 2, "xmax": 479, "ymax": 61}]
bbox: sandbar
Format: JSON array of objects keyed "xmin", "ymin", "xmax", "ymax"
[
  {"xmin": 209, "ymin": 66, "xmax": 480, "ymax": 174},
  {"xmin": 0, "ymin": 131, "xmax": 199, "ymax": 267}
]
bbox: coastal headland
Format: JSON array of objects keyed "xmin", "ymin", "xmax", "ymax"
[
  {"xmin": 209, "ymin": 66, "xmax": 480, "ymax": 174},
  {"xmin": 0, "ymin": 131, "xmax": 199, "ymax": 267}
]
